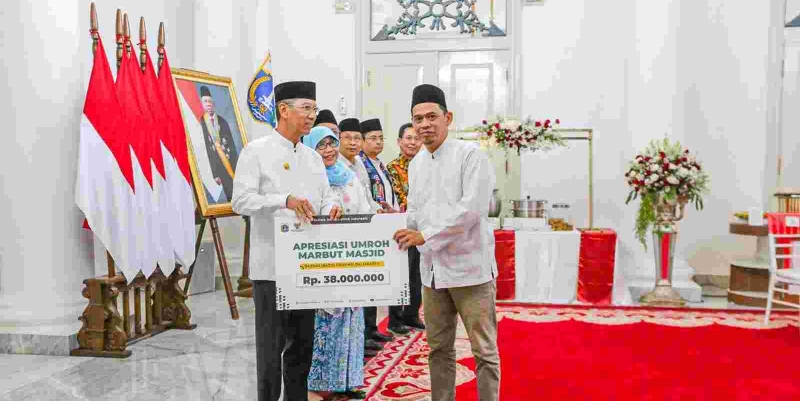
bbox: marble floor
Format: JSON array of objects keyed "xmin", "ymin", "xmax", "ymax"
[{"xmin": 0, "ymin": 291, "xmax": 765, "ymax": 401}]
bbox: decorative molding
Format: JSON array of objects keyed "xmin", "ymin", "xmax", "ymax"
[{"xmin": 372, "ymin": 0, "xmax": 505, "ymax": 41}]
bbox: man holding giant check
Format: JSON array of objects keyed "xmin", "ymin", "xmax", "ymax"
[{"xmin": 274, "ymin": 214, "xmax": 409, "ymax": 310}]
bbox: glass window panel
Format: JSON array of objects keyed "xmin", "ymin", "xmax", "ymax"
[{"xmin": 371, "ymin": 0, "xmax": 507, "ymax": 41}]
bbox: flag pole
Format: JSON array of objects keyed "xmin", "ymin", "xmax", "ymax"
[
  {"xmin": 139, "ymin": 17, "xmax": 147, "ymax": 72},
  {"xmin": 124, "ymin": 14, "xmax": 131, "ymax": 55},
  {"xmin": 90, "ymin": 3, "xmax": 99, "ymax": 54},
  {"xmin": 157, "ymin": 22, "xmax": 165, "ymax": 70},
  {"xmin": 115, "ymin": 9, "xmax": 123, "ymax": 70}
]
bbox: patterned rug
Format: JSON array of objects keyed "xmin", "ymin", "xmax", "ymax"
[{"xmin": 361, "ymin": 304, "xmax": 800, "ymax": 400}]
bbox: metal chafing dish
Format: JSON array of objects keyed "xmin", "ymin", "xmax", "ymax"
[{"xmin": 509, "ymin": 196, "xmax": 548, "ymax": 218}]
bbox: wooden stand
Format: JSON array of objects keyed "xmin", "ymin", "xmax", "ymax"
[
  {"xmin": 727, "ymin": 222, "xmax": 799, "ymax": 307},
  {"xmin": 183, "ymin": 210, "xmax": 240, "ymax": 320},
  {"xmin": 235, "ymin": 216, "xmax": 253, "ymax": 297}
]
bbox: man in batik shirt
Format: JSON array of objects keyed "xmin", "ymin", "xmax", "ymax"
[{"xmin": 386, "ymin": 122, "xmax": 424, "ymax": 332}]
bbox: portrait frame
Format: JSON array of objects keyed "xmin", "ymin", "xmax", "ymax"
[{"xmin": 171, "ymin": 68, "xmax": 250, "ymax": 218}]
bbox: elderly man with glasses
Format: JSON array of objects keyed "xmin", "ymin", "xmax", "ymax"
[{"xmin": 232, "ymin": 81, "xmax": 343, "ymax": 401}]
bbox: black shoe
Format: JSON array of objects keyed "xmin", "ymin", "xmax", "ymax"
[
  {"xmin": 371, "ymin": 331, "xmax": 394, "ymax": 343},
  {"xmin": 345, "ymin": 390, "xmax": 367, "ymax": 399},
  {"xmin": 403, "ymin": 318, "xmax": 426, "ymax": 331},
  {"xmin": 364, "ymin": 347, "xmax": 379, "ymax": 357},
  {"xmin": 388, "ymin": 324, "xmax": 410, "ymax": 335},
  {"xmin": 365, "ymin": 339, "xmax": 383, "ymax": 351}
]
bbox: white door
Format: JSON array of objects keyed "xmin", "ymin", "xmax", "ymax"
[
  {"xmin": 437, "ymin": 50, "xmax": 515, "ymax": 201},
  {"xmin": 363, "ymin": 50, "xmax": 514, "ymax": 200},
  {"xmin": 362, "ymin": 53, "xmax": 438, "ymax": 162},
  {"xmin": 779, "ymin": 30, "xmax": 800, "ymax": 190},
  {"xmin": 437, "ymin": 51, "xmax": 511, "ymax": 131}
]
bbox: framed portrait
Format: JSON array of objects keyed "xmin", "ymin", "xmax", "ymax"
[{"xmin": 172, "ymin": 69, "xmax": 249, "ymax": 218}]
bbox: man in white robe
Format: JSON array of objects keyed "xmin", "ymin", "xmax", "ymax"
[
  {"xmin": 393, "ymin": 84, "xmax": 500, "ymax": 401},
  {"xmin": 232, "ymin": 80, "xmax": 342, "ymax": 401}
]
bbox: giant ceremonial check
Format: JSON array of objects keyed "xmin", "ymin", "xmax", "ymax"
[{"xmin": 274, "ymin": 214, "xmax": 409, "ymax": 310}]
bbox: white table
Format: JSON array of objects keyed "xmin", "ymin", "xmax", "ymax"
[
  {"xmin": 512, "ymin": 230, "xmax": 631, "ymax": 305},
  {"xmin": 514, "ymin": 230, "xmax": 581, "ymax": 303}
]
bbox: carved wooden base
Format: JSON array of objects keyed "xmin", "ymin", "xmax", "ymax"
[
  {"xmin": 72, "ymin": 267, "xmax": 196, "ymax": 358},
  {"xmin": 73, "ymin": 276, "xmax": 130, "ymax": 358},
  {"xmin": 160, "ymin": 268, "xmax": 194, "ymax": 330}
]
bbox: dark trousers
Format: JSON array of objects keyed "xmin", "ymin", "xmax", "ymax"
[
  {"xmin": 389, "ymin": 246, "xmax": 422, "ymax": 326},
  {"xmin": 364, "ymin": 306, "xmax": 378, "ymax": 337},
  {"xmin": 253, "ymin": 280, "xmax": 315, "ymax": 401}
]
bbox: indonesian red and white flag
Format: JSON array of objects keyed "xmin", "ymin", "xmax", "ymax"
[
  {"xmin": 141, "ymin": 48, "xmax": 178, "ymax": 276},
  {"xmin": 75, "ymin": 37, "xmax": 137, "ymax": 279},
  {"xmin": 123, "ymin": 42, "xmax": 163, "ymax": 278},
  {"xmin": 158, "ymin": 50, "xmax": 196, "ymax": 269}
]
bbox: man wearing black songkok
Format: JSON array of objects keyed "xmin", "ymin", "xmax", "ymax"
[
  {"xmin": 232, "ymin": 80, "xmax": 342, "ymax": 401},
  {"xmin": 393, "ymin": 83, "xmax": 500, "ymax": 401},
  {"xmin": 313, "ymin": 109, "xmax": 340, "ymax": 136}
]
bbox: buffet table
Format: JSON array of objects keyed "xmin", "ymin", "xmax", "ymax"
[{"xmin": 494, "ymin": 229, "xmax": 629, "ymax": 305}]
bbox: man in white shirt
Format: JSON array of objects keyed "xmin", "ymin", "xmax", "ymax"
[
  {"xmin": 393, "ymin": 84, "xmax": 500, "ymax": 401},
  {"xmin": 359, "ymin": 118, "xmax": 411, "ymax": 339},
  {"xmin": 231, "ymin": 81, "xmax": 342, "ymax": 401},
  {"xmin": 337, "ymin": 118, "xmax": 374, "ymax": 206}
]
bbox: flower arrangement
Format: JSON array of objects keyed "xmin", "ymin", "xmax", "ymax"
[
  {"xmin": 624, "ymin": 138, "xmax": 710, "ymax": 248},
  {"xmin": 466, "ymin": 116, "xmax": 567, "ymax": 154}
]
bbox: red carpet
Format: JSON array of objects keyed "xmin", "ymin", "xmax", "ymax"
[{"xmin": 365, "ymin": 305, "xmax": 799, "ymax": 400}]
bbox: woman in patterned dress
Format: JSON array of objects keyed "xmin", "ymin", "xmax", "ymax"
[{"xmin": 303, "ymin": 126, "xmax": 382, "ymax": 400}]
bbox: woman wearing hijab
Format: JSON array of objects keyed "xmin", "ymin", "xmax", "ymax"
[{"xmin": 303, "ymin": 126, "xmax": 381, "ymax": 400}]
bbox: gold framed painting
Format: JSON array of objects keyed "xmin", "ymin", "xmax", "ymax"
[{"xmin": 172, "ymin": 69, "xmax": 249, "ymax": 218}]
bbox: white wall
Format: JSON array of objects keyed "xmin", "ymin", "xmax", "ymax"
[
  {"xmin": 267, "ymin": 1, "xmax": 358, "ymax": 121},
  {"xmin": 0, "ymin": 0, "xmax": 109, "ymax": 323},
  {"xmin": 519, "ymin": 0, "xmax": 777, "ymax": 278}
]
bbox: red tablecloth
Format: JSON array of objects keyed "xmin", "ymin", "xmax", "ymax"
[
  {"xmin": 577, "ymin": 229, "xmax": 617, "ymax": 305},
  {"xmin": 494, "ymin": 230, "xmax": 516, "ymax": 300}
]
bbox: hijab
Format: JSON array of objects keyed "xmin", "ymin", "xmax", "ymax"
[{"xmin": 303, "ymin": 126, "xmax": 355, "ymax": 187}]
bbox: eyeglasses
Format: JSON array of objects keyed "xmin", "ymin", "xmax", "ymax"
[
  {"xmin": 316, "ymin": 138, "xmax": 339, "ymax": 150},
  {"xmin": 289, "ymin": 103, "xmax": 319, "ymax": 116}
]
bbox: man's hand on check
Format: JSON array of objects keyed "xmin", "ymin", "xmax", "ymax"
[
  {"xmin": 393, "ymin": 229, "xmax": 425, "ymax": 250},
  {"xmin": 287, "ymin": 195, "xmax": 315, "ymax": 223},
  {"xmin": 329, "ymin": 205, "xmax": 343, "ymax": 220}
]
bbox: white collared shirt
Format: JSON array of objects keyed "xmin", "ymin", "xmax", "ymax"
[
  {"xmin": 232, "ymin": 132, "xmax": 340, "ymax": 281},
  {"xmin": 407, "ymin": 138, "xmax": 497, "ymax": 289},
  {"xmin": 339, "ymin": 154, "xmax": 381, "ymax": 211}
]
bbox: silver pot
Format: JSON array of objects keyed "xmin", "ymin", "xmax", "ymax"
[
  {"xmin": 509, "ymin": 196, "xmax": 548, "ymax": 218},
  {"xmin": 488, "ymin": 189, "xmax": 502, "ymax": 217}
]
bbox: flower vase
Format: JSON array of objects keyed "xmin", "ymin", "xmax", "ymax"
[{"xmin": 639, "ymin": 198, "xmax": 688, "ymax": 307}]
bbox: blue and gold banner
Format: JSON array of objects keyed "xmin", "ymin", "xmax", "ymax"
[{"xmin": 248, "ymin": 52, "xmax": 277, "ymax": 127}]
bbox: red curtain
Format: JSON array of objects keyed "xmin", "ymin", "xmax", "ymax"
[
  {"xmin": 494, "ymin": 230, "xmax": 516, "ymax": 300},
  {"xmin": 577, "ymin": 229, "xmax": 617, "ymax": 305}
]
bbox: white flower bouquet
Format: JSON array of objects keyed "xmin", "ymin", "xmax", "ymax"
[{"xmin": 625, "ymin": 138, "xmax": 710, "ymax": 247}]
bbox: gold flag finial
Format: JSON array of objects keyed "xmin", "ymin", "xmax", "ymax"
[
  {"xmin": 139, "ymin": 17, "xmax": 147, "ymax": 71},
  {"xmin": 115, "ymin": 9, "xmax": 123, "ymax": 68},
  {"xmin": 123, "ymin": 13, "xmax": 132, "ymax": 55},
  {"xmin": 90, "ymin": 3, "xmax": 99, "ymax": 55},
  {"xmin": 158, "ymin": 22, "xmax": 165, "ymax": 70}
]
